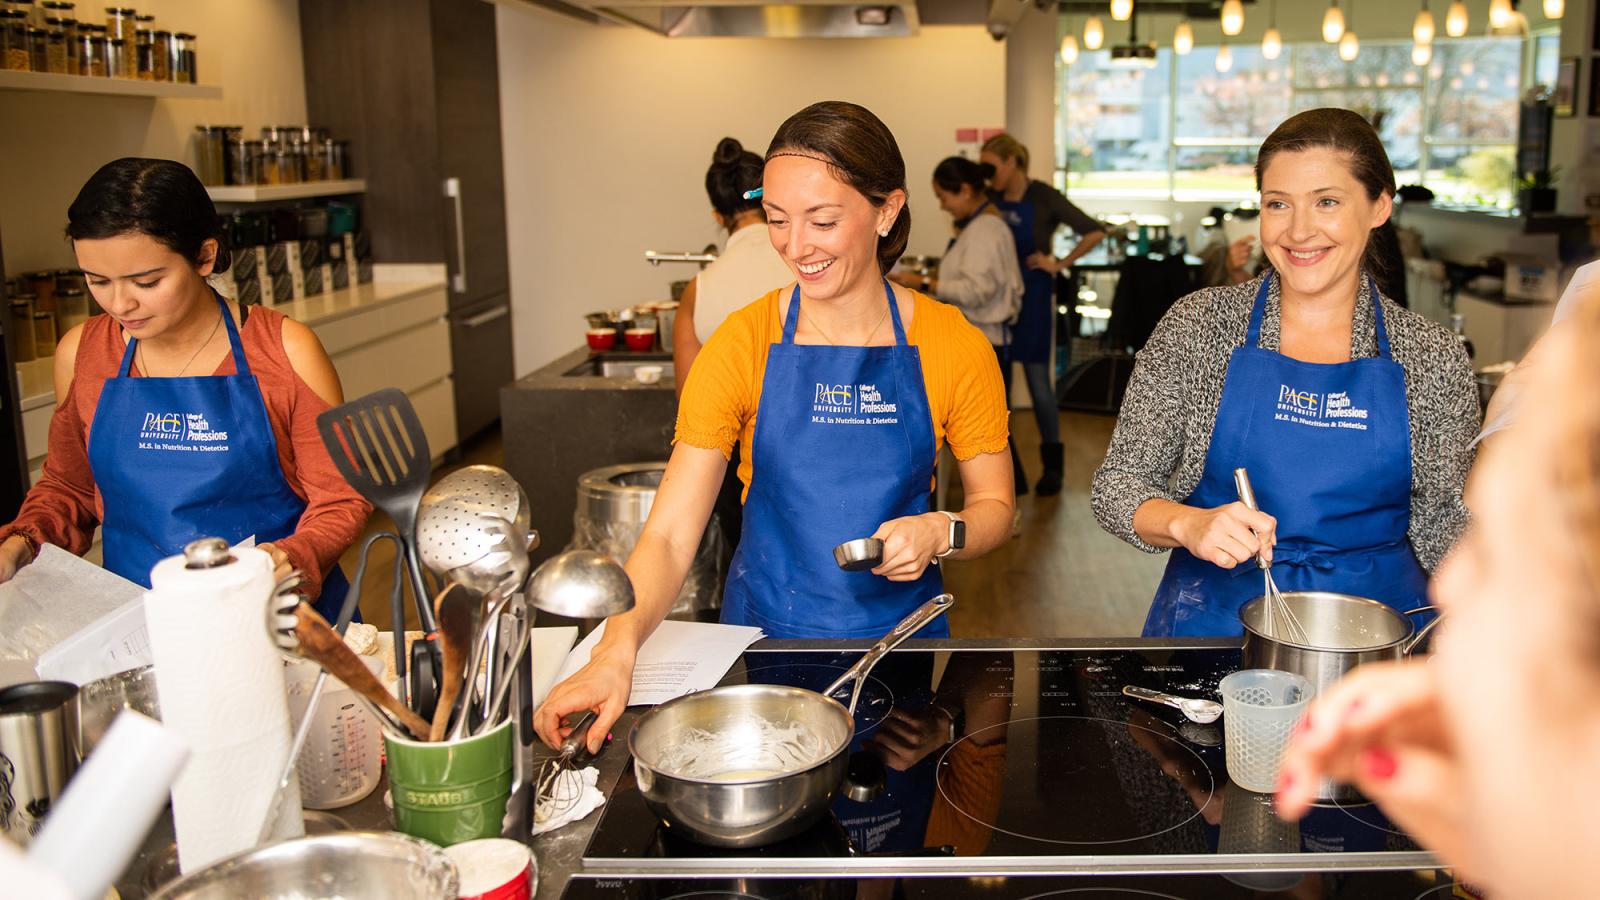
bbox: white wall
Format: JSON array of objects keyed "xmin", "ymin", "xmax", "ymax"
[
  {"xmin": 496, "ymin": 6, "xmax": 1006, "ymax": 374},
  {"xmin": 0, "ymin": 0, "xmax": 308, "ymax": 274}
]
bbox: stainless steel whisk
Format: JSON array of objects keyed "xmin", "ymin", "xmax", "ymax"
[
  {"xmin": 534, "ymin": 711, "xmax": 599, "ymax": 823},
  {"xmin": 1233, "ymin": 468, "xmax": 1308, "ymax": 644}
]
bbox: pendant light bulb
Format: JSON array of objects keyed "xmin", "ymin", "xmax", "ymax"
[
  {"xmin": 1444, "ymin": 0, "xmax": 1468, "ymax": 35},
  {"xmin": 1413, "ymin": 6, "xmax": 1435, "ymax": 43},
  {"xmin": 1110, "ymin": 0, "xmax": 1133, "ymax": 22},
  {"xmin": 1411, "ymin": 41, "xmax": 1432, "ymax": 65},
  {"xmin": 1059, "ymin": 33, "xmax": 1079, "ymax": 64},
  {"xmin": 1322, "ymin": 3, "xmax": 1345, "ymax": 42},
  {"xmin": 1488, "ymin": 0, "xmax": 1512, "ymax": 28},
  {"xmin": 1215, "ymin": 43, "xmax": 1234, "ymax": 73},
  {"xmin": 1221, "ymin": 0, "xmax": 1245, "ymax": 36},
  {"xmin": 1339, "ymin": 29, "xmax": 1360, "ymax": 61},
  {"xmin": 1543, "ymin": 0, "xmax": 1563, "ymax": 18},
  {"xmin": 1261, "ymin": 27, "xmax": 1283, "ymax": 60},
  {"xmin": 1083, "ymin": 15, "xmax": 1104, "ymax": 50},
  {"xmin": 1174, "ymin": 19, "xmax": 1194, "ymax": 55}
]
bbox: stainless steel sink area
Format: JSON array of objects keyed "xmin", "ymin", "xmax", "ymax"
[{"xmin": 563, "ymin": 354, "xmax": 674, "ymax": 380}]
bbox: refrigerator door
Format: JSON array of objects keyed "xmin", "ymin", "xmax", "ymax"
[{"xmin": 449, "ymin": 293, "xmax": 515, "ymax": 443}]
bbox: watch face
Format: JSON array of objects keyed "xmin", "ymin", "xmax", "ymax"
[{"xmin": 951, "ymin": 519, "xmax": 967, "ymax": 550}]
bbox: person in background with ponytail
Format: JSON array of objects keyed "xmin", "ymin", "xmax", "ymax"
[
  {"xmin": 0, "ymin": 158, "xmax": 368, "ymax": 622},
  {"xmin": 673, "ymin": 137, "xmax": 794, "ymax": 565},
  {"xmin": 673, "ymin": 137, "xmax": 792, "ymax": 394},
  {"xmin": 892, "ymin": 156, "xmax": 1023, "ymax": 505},
  {"xmin": 538, "ymin": 102, "xmax": 1014, "ymax": 752},
  {"xmin": 980, "ymin": 134, "xmax": 1105, "ymax": 496}
]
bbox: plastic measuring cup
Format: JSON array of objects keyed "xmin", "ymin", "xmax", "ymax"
[
  {"xmin": 1219, "ymin": 668, "xmax": 1314, "ymax": 793},
  {"xmin": 284, "ymin": 657, "xmax": 386, "ymax": 809}
]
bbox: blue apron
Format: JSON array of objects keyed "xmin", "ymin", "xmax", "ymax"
[
  {"xmin": 993, "ymin": 193, "xmax": 1053, "ymax": 365},
  {"xmin": 88, "ymin": 295, "xmax": 349, "ymax": 621},
  {"xmin": 1143, "ymin": 275, "xmax": 1427, "ymax": 637},
  {"xmin": 722, "ymin": 281, "xmax": 947, "ymax": 639}
]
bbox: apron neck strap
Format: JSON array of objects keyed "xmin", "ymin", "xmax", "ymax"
[
  {"xmin": 1247, "ymin": 273, "xmax": 1393, "ymax": 359},
  {"xmin": 118, "ymin": 292, "xmax": 250, "ymax": 378},
  {"xmin": 1368, "ymin": 275, "xmax": 1393, "ymax": 358},
  {"xmin": 782, "ymin": 281, "xmax": 909, "ymax": 348},
  {"xmin": 1245, "ymin": 274, "xmax": 1272, "ymax": 348}
]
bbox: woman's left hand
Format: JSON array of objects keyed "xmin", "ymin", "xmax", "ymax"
[
  {"xmin": 257, "ymin": 541, "xmax": 295, "ymax": 583},
  {"xmin": 1026, "ymin": 252, "xmax": 1063, "ymax": 275},
  {"xmin": 870, "ymin": 513, "xmax": 946, "ymax": 581}
]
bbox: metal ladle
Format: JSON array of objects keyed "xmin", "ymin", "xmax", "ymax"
[
  {"xmin": 1122, "ymin": 685, "xmax": 1224, "ymax": 724},
  {"xmin": 524, "ymin": 549, "xmax": 636, "ymax": 620}
]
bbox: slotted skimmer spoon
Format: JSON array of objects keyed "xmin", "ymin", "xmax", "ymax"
[{"xmin": 1233, "ymin": 467, "xmax": 1308, "ymax": 644}]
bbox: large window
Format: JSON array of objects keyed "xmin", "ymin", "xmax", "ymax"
[{"xmin": 1058, "ymin": 32, "xmax": 1547, "ymax": 210}]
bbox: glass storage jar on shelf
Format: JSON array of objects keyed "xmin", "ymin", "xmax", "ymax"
[
  {"xmin": 169, "ymin": 29, "xmax": 191, "ymax": 82},
  {"xmin": 192, "ymin": 125, "xmax": 226, "ymax": 186},
  {"xmin": 43, "ymin": 23, "xmax": 63, "ymax": 71},
  {"xmin": 227, "ymin": 138, "xmax": 261, "ymax": 185},
  {"xmin": 104, "ymin": 32, "xmax": 124, "ymax": 76},
  {"xmin": 32, "ymin": 312, "xmax": 56, "ymax": 358},
  {"xmin": 8, "ymin": 298, "xmax": 36, "ymax": 363},
  {"xmin": 55, "ymin": 287, "xmax": 89, "ymax": 333},
  {"xmin": 2, "ymin": 11, "xmax": 29, "ymax": 71},
  {"xmin": 25, "ymin": 24, "xmax": 45, "ymax": 70},
  {"xmin": 9, "ymin": 0, "xmax": 40, "ymax": 27},
  {"xmin": 102, "ymin": 5, "xmax": 131, "ymax": 41},
  {"xmin": 76, "ymin": 22, "xmax": 103, "ymax": 75},
  {"xmin": 132, "ymin": 23, "xmax": 149, "ymax": 77}
]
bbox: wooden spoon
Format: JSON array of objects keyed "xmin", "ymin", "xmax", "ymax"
[
  {"xmin": 429, "ymin": 583, "xmax": 480, "ymax": 741},
  {"xmin": 293, "ymin": 604, "xmax": 430, "ymax": 741}
]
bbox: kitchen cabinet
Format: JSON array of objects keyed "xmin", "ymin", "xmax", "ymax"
[
  {"xmin": 298, "ymin": 0, "xmax": 515, "ymax": 443},
  {"xmin": 0, "ymin": 238, "xmax": 30, "ymax": 521}
]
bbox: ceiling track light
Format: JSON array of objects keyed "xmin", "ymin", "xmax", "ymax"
[
  {"xmin": 1060, "ymin": 32, "xmax": 1079, "ymax": 64},
  {"xmin": 1544, "ymin": 0, "xmax": 1564, "ymax": 18},
  {"xmin": 1444, "ymin": 0, "xmax": 1468, "ymax": 36},
  {"xmin": 1110, "ymin": 0, "xmax": 1132, "ymax": 22},
  {"xmin": 1215, "ymin": 43, "xmax": 1233, "ymax": 73}
]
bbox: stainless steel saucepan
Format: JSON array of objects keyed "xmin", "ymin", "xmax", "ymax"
[
  {"xmin": 627, "ymin": 593, "xmax": 953, "ymax": 848},
  {"xmin": 1240, "ymin": 591, "xmax": 1440, "ymax": 801}
]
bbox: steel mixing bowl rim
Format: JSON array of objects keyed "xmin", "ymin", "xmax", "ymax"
[{"xmin": 627, "ymin": 683, "xmax": 855, "ymax": 786}]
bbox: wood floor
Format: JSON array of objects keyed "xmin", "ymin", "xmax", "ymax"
[{"xmin": 342, "ymin": 411, "xmax": 1167, "ymax": 638}]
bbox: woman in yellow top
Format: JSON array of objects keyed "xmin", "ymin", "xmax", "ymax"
[{"xmin": 536, "ymin": 101, "xmax": 1015, "ymax": 751}]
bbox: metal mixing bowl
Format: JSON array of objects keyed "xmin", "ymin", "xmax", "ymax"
[
  {"xmin": 628, "ymin": 684, "xmax": 854, "ymax": 848},
  {"xmin": 148, "ymin": 831, "xmax": 457, "ymax": 900},
  {"xmin": 73, "ymin": 665, "xmax": 160, "ymax": 761}
]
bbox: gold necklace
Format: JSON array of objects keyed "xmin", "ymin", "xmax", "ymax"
[
  {"xmin": 800, "ymin": 298, "xmax": 891, "ymax": 347},
  {"xmin": 138, "ymin": 308, "xmax": 224, "ymax": 377}
]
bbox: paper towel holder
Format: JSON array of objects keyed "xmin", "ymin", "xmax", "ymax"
[{"xmin": 183, "ymin": 538, "xmax": 235, "ymax": 570}]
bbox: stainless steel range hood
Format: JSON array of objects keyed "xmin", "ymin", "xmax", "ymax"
[{"xmin": 565, "ymin": 0, "xmax": 921, "ymax": 37}]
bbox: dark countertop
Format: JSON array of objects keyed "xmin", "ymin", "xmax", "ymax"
[{"xmin": 500, "ymin": 345, "xmax": 681, "ymax": 571}]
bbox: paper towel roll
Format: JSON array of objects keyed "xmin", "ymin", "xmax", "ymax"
[{"xmin": 143, "ymin": 545, "xmax": 305, "ymax": 873}]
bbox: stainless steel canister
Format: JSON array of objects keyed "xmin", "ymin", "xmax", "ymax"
[{"xmin": 0, "ymin": 681, "xmax": 79, "ymax": 844}]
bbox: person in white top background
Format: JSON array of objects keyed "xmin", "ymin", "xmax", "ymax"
[
  {"xmin": 674, "ymin": 136, "xmax": 794, "ymax": 393},
  {"xmin": 672, "ymin": 136, "xmax": 794, "ymax": 572}
]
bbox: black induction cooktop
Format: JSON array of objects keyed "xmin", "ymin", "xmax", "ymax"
[{"xmin": 578, "ymin": 647, "xmax": 1434, "ymax": 888}]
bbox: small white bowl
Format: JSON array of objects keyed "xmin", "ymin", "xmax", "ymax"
[{"xmin": 634, "ymin": 365, "xmax": 663, "ymax": 385}]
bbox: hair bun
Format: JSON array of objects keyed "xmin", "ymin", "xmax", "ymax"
[
  {"xmin": 977, "ymin": 161, "xmax": 996, "ymax": 181},
  {"xmin": 713, "ymin": 137, "xmax": 745, "ymax": 167}
]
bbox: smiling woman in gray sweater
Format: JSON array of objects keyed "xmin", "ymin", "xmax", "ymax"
[{"xmin": 1091, "ymin": 108, "xmax": 1479, "ymax": 638}]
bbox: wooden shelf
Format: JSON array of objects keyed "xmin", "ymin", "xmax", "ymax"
[
  {"xmin": 0, "ymin": 69, "xmax": 221, "ymax": 98},
  {"xmin": 206, "ymin": 180, "xmax": 367, "ymax": 203}
]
